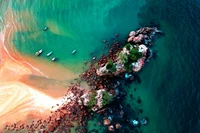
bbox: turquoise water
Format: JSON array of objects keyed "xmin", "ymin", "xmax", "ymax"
[
  {"xmin": 9, "ymin": 0, "xmax": 145, "ymax": 74},
  {"xmin": 1, "ymin": 0, "xmax": 200, "ymax": 133}
]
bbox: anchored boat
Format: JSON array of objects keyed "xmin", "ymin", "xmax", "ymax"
[
  {"xmin": 52, "ymin": 57, "xmax": 57, "ymax": 61},
  {"xmin": 35, "ymin": 49, "xmax": 43, "ymax": 56},
  {"xmin": 46, "ymin": 51, "xmax": 52, "ymax": 56},
  {"xmin": 72, "ymin": 50, "xmax": 76, "ymax": 54},
  {"xmin": 43, "ymin": 26, "xmax": 48, "ymax": 31}
]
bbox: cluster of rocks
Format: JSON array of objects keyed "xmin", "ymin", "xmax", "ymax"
[
  {"xmin": 96, "ymin": 103, "xmax": 148, "ymax": 132},
  {"xmin": 80, "ymin": 42, "xmax": 122, "ymax": 89},
  {"xmin": 128, "ymin": 27, "xmax": 161, "ymax": 45},
  {"xmin": 4, "ymin": 84, "xmax": 121, "ymax": 133},
  {"xmin": 79, "ymin": 89, "xmax": 117, "ymax": 112},
  {"xmin": 103, "ymin": 113, "xmax": 123, "ymax": 132},
  {"xmin": 4, "ymin": 86, "xmax": 90, "ymax": 133}
]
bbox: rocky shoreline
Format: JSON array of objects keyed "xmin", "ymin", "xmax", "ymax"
[{"xmin": 4, "ymin": 27, "xmax": 161, "ymax": 133}]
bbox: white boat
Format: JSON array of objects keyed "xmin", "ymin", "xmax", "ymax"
[
  {"xmin": 43, "ymin": 26, "xmax": 48, "ymax": 31},
  {"xmin": 35, "ymin": 49, "xmax": 43, "ymax": 56},
  {"xmin": 72, "ymin": 50, "xmax": 76, "ymax": 54},
  {"xmin": 46, "ymin": 51, "xmax": 52, "ymax": 56},
  {"xmin": 52, "ymin": 57, "xmax": 57, "ymax": 61}
]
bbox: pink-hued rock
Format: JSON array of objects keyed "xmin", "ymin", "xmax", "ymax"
[
  {"xmin": 132, "ymin": 58, "xmax": 145, "ymax": 72},
  {"xmin": 127, "ymin": 36, "xmax": 134, "ymax": 42},
  {"xmin": 138, "ymin": 44, "xmax": 148, "ymax": 55},
  {"xmin": 108, "ymin": 125, "xmax": 115, "ymax": 132},
  {"xmin": 48, "ymin": 124, "xmax": 55, "ymax": 132},
  {"xmin": 115, "ymin": 123, "xmax": 122, "ymax": 129},
  {"xmin": 129, "ymin": 31, "xmax": 135, "ymax": 37},
  {"xmin": 103, "ymin": 119, "xmax": 111, "ymax": 126},
  {"xmin": 133, "ymin": 34, "xmax": 144, "ymax": 43},
  {"xmin": 96, "ymin": 65, "xmax": 108, "ymax": 76}
]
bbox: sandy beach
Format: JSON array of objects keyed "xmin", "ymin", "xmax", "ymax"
[{"xmin": 0, "ymin": 7, "xmax": 78, "ymax": 130}]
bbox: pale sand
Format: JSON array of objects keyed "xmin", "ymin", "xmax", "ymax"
[
  {"xmin": 0, "ymin": 81, "xmax": 63, "ymax": 128},
  {"xmin": 0, "ymin": 7, "xmax": 78, "ymax": 131}
]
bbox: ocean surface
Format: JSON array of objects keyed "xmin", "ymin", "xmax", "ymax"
[{"xmin": 0, "ymin": 0, "xmax": 200, "ymax": 133}]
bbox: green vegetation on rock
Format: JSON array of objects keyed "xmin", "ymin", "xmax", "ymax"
[
  {"xmin": 102, "ymin": 91, "xmax": 114, "ymax": 106},
  {"xmin": 87, "ymin": 92, "xmax": 96, "ymax": 109},
  {"xmin": 129, "ymin": 47, "xmax": 142, "ymax": 62},
  {"xmin": 118, "ymin": 46, "xmax": 143, "ymax": 72},
  {"xmin": 124, "ymin": 62, "xmax": 133, "ymax": 72},
  {"xmin": 118, "ymin": 52, "xmax": 128, "ymax": 64},
  {"xmin": 125, "ymin": 43, "xmax": 131, "ymax": 50},
  {"xmin": 106, "ymin": 60, "xmax": 116, "ymax": 72}
]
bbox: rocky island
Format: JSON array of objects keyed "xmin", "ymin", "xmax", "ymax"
[{"xmin": 97, "ymin": 27, "xmax": 161, "ymax": 76}]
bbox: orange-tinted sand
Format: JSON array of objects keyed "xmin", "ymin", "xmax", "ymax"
[{"xmin": 0, "ymin": 8, "xmax": 77, "ymax": 131}]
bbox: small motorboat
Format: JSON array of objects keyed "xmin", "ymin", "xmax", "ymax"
[
  {"xmin": 43, "ymin": 26, "xmax": 48, "ymax": 31},
  {"xmin": 35, "ymin": 49, "xmax": 43, "ymax": 56},
  {"xmin": 71, "ymin": 50, "xmax": 76, "ymax": 54},
  {"xmin": 46, "ymin": 51, "xmax": 52, "ymax": 56},
  {"xmin": 52, "ymin": 57, "xmax": 57, "ymax": 61}
]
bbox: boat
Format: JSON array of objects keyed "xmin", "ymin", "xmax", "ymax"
[
  {"xmin": 35, "ymin": 49, "xmax": 43, "ymax": 56},
  {"xmin": 52, "ymin": 57, "xmax": 57, "ymax": 61},
  {"xmin": 46, "ymin": 51, "xmax": 52, "ymax": 56},
  {"xmin": 43, "ymin": 26, "xmax": 48, "ymax": 31},
  {"xmin": 72, "ymin": 50, "xmax": 76, "ymax": 54}
]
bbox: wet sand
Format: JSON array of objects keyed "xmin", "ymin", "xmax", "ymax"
[
  {"xmin": 0, "ymin": 8, "xmax": 78, "ymax": 131},
  {"xmin": 0, "ymin": 81, "xmax": 63, "ymax": 128}
]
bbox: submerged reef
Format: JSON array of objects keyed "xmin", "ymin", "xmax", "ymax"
[{"xmin": 4, "ymin": 27, "xmax": 161, "ymax": 133}]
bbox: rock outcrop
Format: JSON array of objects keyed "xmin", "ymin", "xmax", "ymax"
[
  {"xmin": 79, "ymin": 89, "xmax": 114, "ymax": 112},
  {"xmin": 96, "ymin": 27, "xmax": 161, "ymax": 76}
]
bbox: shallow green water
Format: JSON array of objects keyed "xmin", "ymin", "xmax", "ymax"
[{"xmin": 8, "ymin": 0, "xmax": 145, "ymax": 74}]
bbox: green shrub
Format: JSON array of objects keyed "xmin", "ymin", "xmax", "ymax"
[
  {"xmin": 130, "ymin": 47, "xmax": 138, "ymax": 55},
  {"xmin": 122, "ymin": 54, "xmax": 128, "ymax": 64},
  {"xmin": 129, "ymin": 47, "xmax": 142, "ymax": 62},
  {"xmin": 102, "ymin": 91, "xmax": 113, "ymax": 106},
  {"xmin": 119, "ymin": 53, "xmax": 128, "ymax": 64},
  {"xmin": 106, "ymin": 61, "xmax": 113, "ymax": 69},
  {"xmin": 124, "ymin": 62, "xmax": 133, "ymax": 72},
  {"xmin": 106, "ymin": 60, "xmax": 117, "ymax": 72},
  {"xmin": 128, "ymin": 54, "xmax": 138, "ymax": 62},
  {"xmin": 87, "ymin": 92, "xmax": 96, "ymax": 109},
  {"xmin": 125, "ymin": 43, "xmax": 131, "ymax": 50}
]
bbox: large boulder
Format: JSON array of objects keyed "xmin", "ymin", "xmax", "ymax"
[{"xmin": 103, "ymin": 119, "xmax": 111, "ymax": 126}]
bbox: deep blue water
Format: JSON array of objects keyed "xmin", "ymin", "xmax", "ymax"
[{"xmin": 136, "ymin": 0, "xmax": 200, "ymax": 132}]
